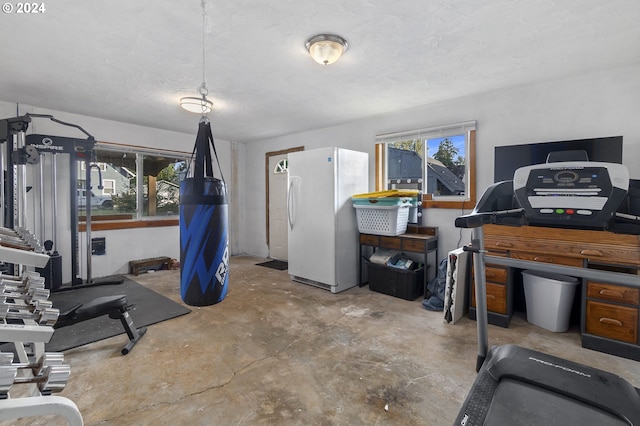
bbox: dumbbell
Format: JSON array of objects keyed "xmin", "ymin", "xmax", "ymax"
[
  {"xmin": 0, "ymin": 227, "xmax": 39, "ymax": 248},
  {"xmin": 0, "ymin": 276, "xmax": 45, "ymax": 290},
  {"xmin": 0, "ymin": 273, "xmax": 45, "ymax": 285},
  {"xmin": 0, "ymin": 352, "xmax": 71, "ymax": 396},
  {"xmin": 1, "ymin": 298, "xmax": 53, "ymax": 312},
  {"xmin": 1, "ymin": 281, "xmax": 45, "ymax": 294},
  {"xmin": 0, "ymin": 302, "xmax": 59, "ymax": 325},
  {"xmin": 0, "ymin": 290, "xmax": 50, "ymax": 311},
  {"xmin": 1, "ymin": 285, "xmax": 50, "ymax": 303},
  {"xmin": 0, "ymin": 227, "xmax": 20, "ymax": 238},
  {"xmin": 15, "ymin": 228, "xmax": 43, "ymax": 252},
  {"xmin": 9, "ymin": 226, "xmax": 37, "ymax": 240},
  {"xmin": 0, "ymin": 277, "xmax": 45, "ymax": 292},
  {"xmin": 0, "ymin": 230, "xmax": 35, "ymax": 249},
  {"xmin": 1, "ymin": 280, "xmax": 46, "ymax": 292},
  {"xmin": 0, "ymin": 232, "xmax": 28, "ymax": 243},
  {"xmin": 2, "ymin": 270, "xmax": 45, "ymax": 279}
]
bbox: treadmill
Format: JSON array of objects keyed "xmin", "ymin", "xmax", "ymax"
[{"xmin": 454, "ymin": 159, "xmax": 640, "ymax": 425}]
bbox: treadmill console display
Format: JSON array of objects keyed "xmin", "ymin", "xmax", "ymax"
[{"xmin": 513, "ymin": 161, "xmax": 629, "ymax": 229}]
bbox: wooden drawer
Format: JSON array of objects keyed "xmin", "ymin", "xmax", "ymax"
[
  {"xmin": 587, "ymin": 282, "xmax": 640, "ymax": 305},
  {"xmin": 402, "ymin": 238, "xmax": 426, "ymax": 252},
  {"xmin": 509, "ymin": 252, "xmax": 584, "ymax": 267},
  {"xmin": 379, "ymin": 236, "xmax": 401, "ymax": 250},
  {"xmin": 360, "ymin": 234, "xmax": 379, "ymax": 246},
  {"xmin": 484, "ymin": 224, "xmax": 640, "ymax": 267},
  {"xmin": 486, "ymin": 265, "xmax": 508, "ymax": 284},
  {"xmin": 586, "ymin": 300, "xmax": 638, "ymax": 344},
  {"xmin": 471, "ymin": 264, "xmax": 508, "ymax": 283},
  {"xmin": 471, "ymin": 282, "xmax": 507, "ymax": 314}
]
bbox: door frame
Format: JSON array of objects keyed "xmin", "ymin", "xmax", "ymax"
[{"xmin": 265, "ymin": 146, "xmax": 304, "ymax": 249}]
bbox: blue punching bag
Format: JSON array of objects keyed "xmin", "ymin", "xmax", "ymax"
[{"xmin": 180, "ymin": 120, "xmax": 229, "ymax": 306}]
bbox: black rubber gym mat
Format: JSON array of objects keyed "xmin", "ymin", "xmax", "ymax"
[{"xmin": 44, "ymin": 277, "xmax": 191, "ymax": 352}]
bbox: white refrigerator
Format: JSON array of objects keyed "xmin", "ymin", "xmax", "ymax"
[{"xmin": 287, "ymin": 147, "xmax": 369, "ymax": 293}]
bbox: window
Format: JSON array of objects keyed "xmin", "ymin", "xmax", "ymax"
[
  {"xmin": 141, "ymin": 154, "xmax": 185, "ymax": 217},
  {"xmin": 80, "ymin": 161, "xmax": 107, "ymax": 171},
  {"xmin": 274, "ymin": 158, "xmax": 288, "ymax": 174},
  {"xmin": 78, "ymin": 143, "xmax": 190, "ymax": 219},
  {"xmin": 102, "ymin": 179, "xmax": 116, "ymax": 195},
  {"xmin": 375, "ymin": 121, "xmax": 476, "ymax": 210}
]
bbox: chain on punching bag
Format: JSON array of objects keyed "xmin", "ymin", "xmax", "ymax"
[{"xmin": 179, "ymin": 121, "xmax": 229, "ymax": 306}]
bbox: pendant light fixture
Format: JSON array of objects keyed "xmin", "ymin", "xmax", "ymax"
[
  {"xmin": 180, "ymin": 91, "xmax": 213, "ymax": 114},
  {"xmin": 305, "ymin": 34, "xmax": 348, "ymax": 65},
  {"xmin": 181, "ymin": 0, "xmax": 213, "ymax": 115}
]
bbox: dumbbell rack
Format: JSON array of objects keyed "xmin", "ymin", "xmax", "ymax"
[{"xmin": 0, "ymin": 239, "xmax": 83, "ymax": 425}]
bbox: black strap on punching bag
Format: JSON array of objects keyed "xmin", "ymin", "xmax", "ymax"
[{"xmin": 182, "ymin": 120, "xmax": 226, "ymax": 204}]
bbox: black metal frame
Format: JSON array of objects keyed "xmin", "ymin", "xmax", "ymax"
[
  {"xmin": 453, "ymin": 177, "xmax": 640, "ymax": 424},
  {"xmin": 0, "ymin": 114, "xmax": 121, "ymax": 286}
]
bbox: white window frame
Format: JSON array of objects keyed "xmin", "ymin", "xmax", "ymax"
[
  {"xmin": 80, "ymin": 162, "xmax": 108, "ymax": 171},
  {"xmin": 102, "ymin": 179, "xmax": 116, "ymax": 195}
]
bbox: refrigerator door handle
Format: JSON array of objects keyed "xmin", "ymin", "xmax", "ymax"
[{"xmin": 287, "ymin": 179, "xmax": 294, "ymax": 230}]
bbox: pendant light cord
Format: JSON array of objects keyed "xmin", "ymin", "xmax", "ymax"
[
  {"xmin": 201, "ymin": 0, "xmax": 206, "ymax": 91},
  {"xmin": 198, "ymin": 0, "xmax": 209, "ymax": 121}
]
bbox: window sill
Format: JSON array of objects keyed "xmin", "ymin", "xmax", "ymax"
[
  {"xmin": 422, "ymin": 199, "xmax": 476, "ymax": 210},
  {"xmin": 78, "ymin": 218, "xmax": 179, "ymax": 231},
  {"xmin": 421, "ymin": 193, "xmax": 476, "ymax": 210}
]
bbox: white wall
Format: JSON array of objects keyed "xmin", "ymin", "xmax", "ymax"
[
  {"xmin": 239, "ymin": 64, "xmax": 640, "ymax": 260},
  {"xmin": 0, "ymin": 101, "xmax": 236, "ymax": 281},
  {"xmin": 3, "ymin": 63, "xmax": 638, "ymax": 277},
  {"xmin": 80, "ymin": 227, "xmax": 180, "ymax": 277}
]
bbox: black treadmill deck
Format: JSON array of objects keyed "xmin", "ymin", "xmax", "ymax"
[{"xmin": 455, "ymin": 345, "xmax": 640, "ymax": 425}]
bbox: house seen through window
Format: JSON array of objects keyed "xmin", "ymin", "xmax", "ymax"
[
  {"xmin": 377, "ymin": 121, "xmax": 476, "ymax": 209},
  {"xmin": 77, "ymin": 144, "xmax": 189, "ymax": 219},
  {"xmin": 387, "ymin": 134, "xmax": 466, "ymax": 196}
]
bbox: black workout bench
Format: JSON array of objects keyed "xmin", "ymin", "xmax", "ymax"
[{"xmin": 55, "ymin": 295, "xmax": 147, "ymax": 355}]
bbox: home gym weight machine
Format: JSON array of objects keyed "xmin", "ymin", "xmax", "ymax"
[
  {"xmin": 0, "ymin": 114, "xmax": 146, "ymax": 354},
  {"xmin": 454, "ymin": 158, "xmax": 640, "ymax": 425},
  {"xmin": 0, "ymin": 115, "xmax": 82, "ymax": 422},
  {"xmin": 1, "ymin": 113, "xmax": 109, "ymax": 286}
]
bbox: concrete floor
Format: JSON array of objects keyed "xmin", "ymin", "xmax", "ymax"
[{"xmin": 4, "ymin": 254, "xmax": 639, "ymax": 425}]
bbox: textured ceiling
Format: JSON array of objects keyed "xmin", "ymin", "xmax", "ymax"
[{"xmin": 0, "ymin": 0, "xmax": 639, "ymax": 143}]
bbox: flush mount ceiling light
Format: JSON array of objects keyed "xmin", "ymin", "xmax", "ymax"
[{"xmin": 305, "ymin": 34, "xmax": 348, "ymax": 65}]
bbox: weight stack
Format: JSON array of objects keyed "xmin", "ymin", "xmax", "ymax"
[
  {"xmin": 36, "ymin": 251, "xmax": 62, "ymax": 290},
  {"xmin": 179, "ymin": 121, "xmax": 229, "ymax": 306}
]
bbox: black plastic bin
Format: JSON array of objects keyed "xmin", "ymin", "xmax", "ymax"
[{"xmin": 367, "ymin": 261, "xmax": 424, "ymax": 301}]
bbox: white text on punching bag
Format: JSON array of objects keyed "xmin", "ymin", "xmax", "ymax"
[{"xmin": 215, "ymin": 243, "xmax": 229, "ymax": 284}]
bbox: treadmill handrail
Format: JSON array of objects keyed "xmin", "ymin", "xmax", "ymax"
[
  {"xmin": 455, "ymin": 208, "xmax": 525, "ymax": 229},
  {"xmin": 486, "ymin": 255, "xmax": 640, "ymax": 289}
]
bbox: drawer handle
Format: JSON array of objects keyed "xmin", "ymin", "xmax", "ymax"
[
  {"xmin": 599, "ymin": 318, "xmax": 623, "ymax": 327},
  {"xmin": 599, "ymin": 289, "xmax": 624, "ymax": 299},
  {"xmin": 495, "ymin": 242, "xmax": 512, "ymax": 248},
  {"xmin": 580, "ymin": 249, "xmax": 603, "ymax": 257},
  {"xmin": 533, "ymin": 256, "xmax": 550, "ymax": 263},
  {"xmin": 486, "ymin": 295, "xmax": 496, "ymax": 300}
]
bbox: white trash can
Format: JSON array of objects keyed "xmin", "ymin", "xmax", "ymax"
[{"xmin": 522, "ymin": 270, "xmax": 580, "ymax": 332}]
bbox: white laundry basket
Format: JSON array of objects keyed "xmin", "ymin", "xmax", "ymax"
[
  {"xmin": 522, "ymin": 270, "xmax": 580, "ymax": 332},
  {"xmin": 352, "ymin": 199, "xmax": 411, "ymax": 236}
]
